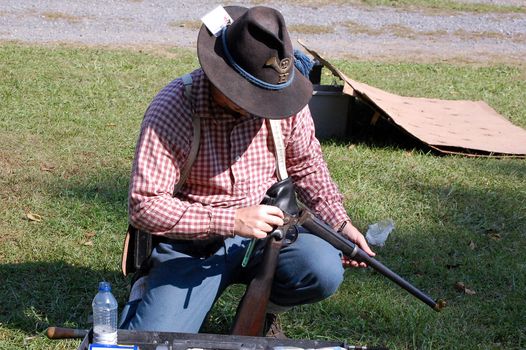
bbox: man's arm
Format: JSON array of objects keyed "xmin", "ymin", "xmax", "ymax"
[
  {"xmin": 129, "ymin": 121, "xmax": 237, "ymax": 239},
  {"xmin": 283, "ymin": 106, "xmax": 348, "ymax": 227},
  {"xmin": 283, "ymin": 105, "xmax": 374, "ymax": 257},
  {"xmin": 129, "ymin": 99, "xmax": 283, "ymax": 240},
  {"xmin": 128, "ymin": 78, "xmax": 238, "ymax": 240}
]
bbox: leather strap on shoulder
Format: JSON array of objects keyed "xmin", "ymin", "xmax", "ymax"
[{"xmin": 174, "ymin": 73, "xmax": 201, "ymax": 195}]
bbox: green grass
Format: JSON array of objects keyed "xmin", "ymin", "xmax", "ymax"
[{"xmin": 1, "ymin": 43, "xmax": 525, "ymax": 349}]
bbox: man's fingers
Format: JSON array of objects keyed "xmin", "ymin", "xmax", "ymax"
[
  {"xmin": 259, "ymin": 205, "xmax": 284, "ymax": 228},
  {"xmin": 340, "ymin": 222, "xmax": 375, "ymax": 258},
  {"xmin": 357, "ymin": 235, "xmax": 376, "ymax": 257},
  {"xmin": 256, "ymin": 222, "xmax": 275, "ymax": 234},
  {"xmin": 341, "ymin": 256, "xmax": 368, "ymax": 269},
  {"xmin": 252, "ymin": 230, "xmax": 268, "ymax": 239},
  {"xmin": 260, "ymin": 204, "xmax": 285, "ymax": 218},
  {"xmin": 266, "ymin": 215, "xmax": 284, "ymax": 228},
  {"xmin": 233, "ymin": 205, "xmax": 286, "ymax": 239}
]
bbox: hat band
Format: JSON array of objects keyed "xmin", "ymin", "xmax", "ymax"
[{"xmin": 221, "ymin": 26, "xmax": 295, "ymax": 91}]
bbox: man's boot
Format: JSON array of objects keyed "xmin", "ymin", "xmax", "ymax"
[{"xmin": 264, "ymin": 313, "xmax": 288, "ymax": 339}]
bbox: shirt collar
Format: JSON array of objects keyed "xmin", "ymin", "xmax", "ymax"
[{"xmin": 194, "ymin": 69, "xmax": 258, "ymax": 123}]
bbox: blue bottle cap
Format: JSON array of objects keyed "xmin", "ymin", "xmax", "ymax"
[{"xmin": 98, "ymin": 281, "xmax": 112, "ymax": 292}]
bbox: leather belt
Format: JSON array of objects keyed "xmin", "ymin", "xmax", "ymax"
[{"xmin": 157, "ymin": 236, "xmax": 225, "ymax": 258}]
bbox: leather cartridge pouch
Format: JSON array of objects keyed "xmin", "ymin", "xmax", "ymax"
[
  {"xmin": 121, "ymin": 73, "xmax": 198, "ymax": 277},
  {"xmin": 121, "ymin": 225, "xmax": 159, "ymax": 277}
]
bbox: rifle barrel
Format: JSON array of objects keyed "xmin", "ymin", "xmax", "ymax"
[{"xmin": 301, "ymin": 212, "xmax": 445, "ymax": 312}]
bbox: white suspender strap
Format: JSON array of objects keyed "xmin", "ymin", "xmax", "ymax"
[
  {"xmin": 267, "ymin": 119, "xmax": 288, "ymax": 181},
  {"xmin": 174, "ymin": 73, "xmax": 200, "ymax": 195},
  {"xmin": 173, "ymin": 74, "xmax": 286, "ymax": 195}
]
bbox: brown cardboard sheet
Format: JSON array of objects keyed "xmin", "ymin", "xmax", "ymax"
[{"xmin": 301, "ymin": 43, "xmax": 526, "ymax": 157}]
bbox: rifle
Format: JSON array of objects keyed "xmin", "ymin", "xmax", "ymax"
[
  {"xmin": 47, "ymin": 327, "xmax": 389, "ymax": 350},
  {"xmin": 231, "ymin": 178, "xmax": 300, "ymax": 336},
  {"xmin": 232, "ymin": 177, "xmax": 445, "ymax": 331},
  {"xmin": 296, "ymin": 208, "xmax": 446, "ymax": 312}
]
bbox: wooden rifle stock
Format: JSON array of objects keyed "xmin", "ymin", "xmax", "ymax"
[
  {"xmin": 231, "ymin": 232, "xmax": 284, "ymax": 336},
  {"xmin": 299, "ymin": 210, "xmax": 446, "ymax": 312},
  {"xmin": 231, "ymin": 177, "xmax": 299, "ymax": 336}
]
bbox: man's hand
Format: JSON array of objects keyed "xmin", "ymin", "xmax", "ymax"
[
  {"xmin": 339, "ymin": 221, "xmax": 375, "ymax": 268},
  {"xmin": 234, "ymin": 205, "xmax": 284, "ymax": 239}
]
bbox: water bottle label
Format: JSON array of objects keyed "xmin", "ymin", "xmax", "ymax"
[
  {"xmin": 89, "ymin": 344, "xmax": 138, "ymax": 350},
  {"xmin": 93, "ymin": 329, "xmax": 117, "ymax": 344}
]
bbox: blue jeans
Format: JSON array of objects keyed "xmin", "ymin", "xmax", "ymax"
[{"xmin": 119, "ymin": 228, "xmax": 344, "ymax": 333}]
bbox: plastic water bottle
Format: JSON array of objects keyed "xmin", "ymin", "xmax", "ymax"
[
  {"xmin": 365, "ymin": 219, "xmax": 395, "ymax": 247},
  {"xmin": 92, "ymin": 281, "xmax": 118, "ymax": 344}
]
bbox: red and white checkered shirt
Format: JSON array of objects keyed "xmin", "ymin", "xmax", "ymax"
[{"xmin": 129, "ymin": 69, "xmax": 349, "ymax": 240}]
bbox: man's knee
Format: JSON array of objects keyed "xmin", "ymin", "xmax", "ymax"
[
  {"xmin": 274, "ymin": 232, "xmax": 344, "ymax": 303},
  {"xmin": 298, "ymin": 245, "xmax": 344, "ymax": 299}
]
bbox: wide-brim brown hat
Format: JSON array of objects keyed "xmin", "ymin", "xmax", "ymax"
[{"xmin": 197, "ymin": 6, "xmax": 313, "ymax": 119}]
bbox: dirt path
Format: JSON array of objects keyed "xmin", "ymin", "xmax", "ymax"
[{"xmin": 1, "ymin": 0, "xmax": 525, "ymax": 64}]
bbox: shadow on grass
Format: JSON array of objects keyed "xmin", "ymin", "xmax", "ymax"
[
  {"xmin": 0, "ymin": 169, "xmax": 132, "ymax": 335},
  {"xmin": 0, "ymin": 261, "xmax": 126, "ymax": 334},
  {"xmin": 20, "ymin": 130, "xmax": 523, "ymax": 345}
]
